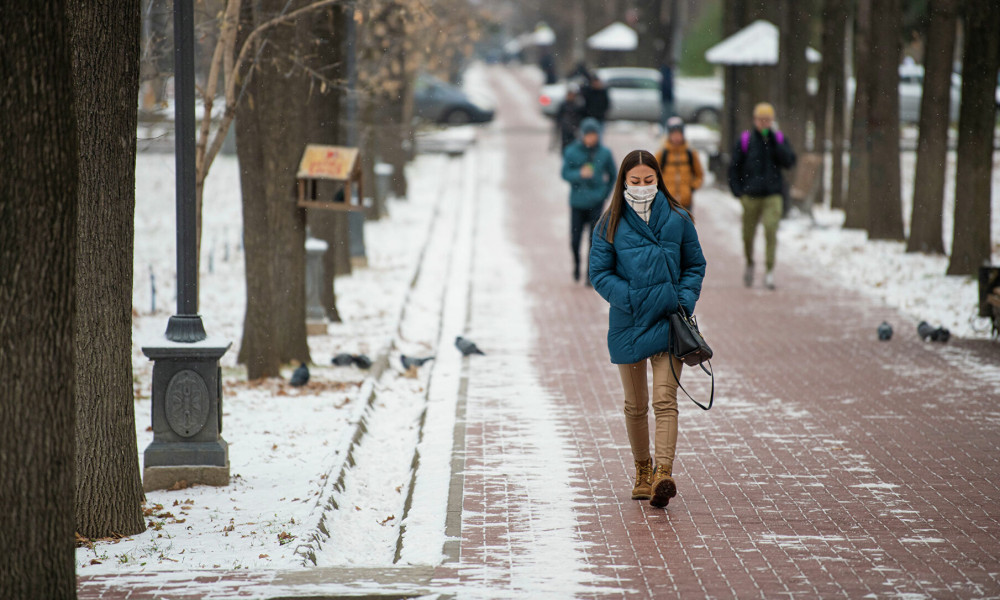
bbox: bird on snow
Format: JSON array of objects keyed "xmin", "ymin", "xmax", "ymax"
[
  {"xmin": 455, "ymin": 336, "xmax": 485, "ymax": 356},
  {"xmin": 331, "ymin": 353, "xmax": 354, "ymax": 366},
  {"xmin": 917, "ymin": 321, "xmax": 951, "ymax": 343},
  {"xmin": 352, "ymin": 354, "xmax": 372, "ymax": 370},
  {"xmin": 290, "ymin": 361, "xmax": 310, "ymax": 387},
  {"xmin": 401, "ymin": 355, "xmax": 435, "ymax": 370},
  {"xmin": 877, "ymin": 322, "xmax": 893, "ymax": 341}
]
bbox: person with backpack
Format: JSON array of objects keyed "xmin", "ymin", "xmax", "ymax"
[
  {"xmin": 562, "ymin": 117, "xmax": 616, "ymax": 284},
  {"xmin": 589, "ymin": 149, "xmax": 707, "ymax": 508},
  {"xmin": 727, "ymin": 102, "xmax": 796, "ymax": 290},
  {"xmin": 657, "ymin": 117, "xmax": 704, "ymax": 212}
]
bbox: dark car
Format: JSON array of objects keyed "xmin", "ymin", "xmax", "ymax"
[{"xmin": 414, "ymin": 74, "xmax": 494, "ymax": 125}]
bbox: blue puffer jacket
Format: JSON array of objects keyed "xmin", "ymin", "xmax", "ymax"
[
  {"xmin": 561, "ymin": 135, "xmax": 616, "ymax": 210},
  {"xmin": 589, "ymin": 191, "xmax": 707, "ymax": 364}
]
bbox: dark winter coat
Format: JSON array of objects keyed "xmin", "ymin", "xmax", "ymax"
[
  {"xmin": 562, "ymin": 136, "xmax": 616, "ymax": 211},
  {"xmin": 589, "ymin": 192, "xmax": 707, "ymax": 364},
  {"xmin": 555, "ymin": 97, "xmax": 585, "ymax": 151},
  {"xmin": 581, "ymin": 85, "xmax": 610, "ymax": 122},
  {"xmin": 728, "ymin": 128, "xmax": 796, "ymax": 197}
]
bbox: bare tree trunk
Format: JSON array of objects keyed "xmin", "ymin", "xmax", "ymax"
[
  {"xmin": 844, "ymin": 0, "xmax": 872, "ymax": 230},
  {"xmin": 258, "ymin": 0, "xmax": 311, "ymax": 365},
  {"xmin": 0, "ymin": 2, "xmax": 79, "ymax": 595},
  {"xmin": 866, "ymin": 0, "xmax": 904, "ymax": 240},
  {"xmin": 68, "ymin": 0, "xmax": 146, "ymax": 539},
  {"xmin": 829, "ymin": 0, "xmax": 848, "ymax": 210},
  {"xmin": 907, "ymin": 0, "xmax": 959, "ymax": 254},
  {"xmin": 779, "ymin": 0, "xmax": 809, "ymax": 164},
  {"xmin": 634, "ymin": 0, "xmax": 664, "ymax": 68},
  {"xmin": 947, "ymin": 0, "xmax": 1000, "ymax": 275},
  {"xmin": 235, "ymin": 0, "xmax": 280, "ymax": 379},
  {"xmin": 304, "ymin": 4, "xmax": 347, "ymax": 322},
  {"xmin": 814, "ymin": 0, "xmax": 840, "ymax": 202},
  {"xmin": 720, "ymin": 0, "xmax": 746, "ymax": 168}
]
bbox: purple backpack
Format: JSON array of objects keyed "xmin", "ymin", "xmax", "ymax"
[{"xmin": 740, "ymin": 129, "xmax": 784, "ymax": 154}]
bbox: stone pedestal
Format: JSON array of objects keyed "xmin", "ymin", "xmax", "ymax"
[
  {"xmin": 305, "ymin": 237, "xmax": 329, "ymax": 335},
  {"xmin": 141, "ymin": 339, "xmax": 231, "ymax": 491},
  {"xmin": 348, "ymin": 210, "xmax": 368, "ymax": 268}
]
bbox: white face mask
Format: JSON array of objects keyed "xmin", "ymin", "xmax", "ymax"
[{"xmin": 625, "ymin": 184, "xmax": 657, "ymax": 202}]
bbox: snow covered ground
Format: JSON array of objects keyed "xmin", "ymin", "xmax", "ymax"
[{"xmin": 78, "ymin": 147, "xmax": 460, "ymax": 574}]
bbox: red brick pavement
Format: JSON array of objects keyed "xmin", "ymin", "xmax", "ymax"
[{"xmin": 479, "ymin": 65, "xmax": 1000, "ymax": 598}]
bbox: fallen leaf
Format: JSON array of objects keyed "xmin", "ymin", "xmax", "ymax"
[
  {"xmin": 90, "ymin": 559, "xmax": 102, "ymax": 565},
  {"xmin": 259, "ymin": 554, "xmax": 269, "ymax": 559}
]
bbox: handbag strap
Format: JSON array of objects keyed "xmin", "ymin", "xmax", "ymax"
[{"xmin": 670, "ymin": 357, "xmax": 714, "ymax": 410}]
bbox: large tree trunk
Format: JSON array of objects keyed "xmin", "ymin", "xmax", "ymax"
[
  {"xmin": 0, "ymin": 2, "xmax": 79, "ymax": 596},
  {"xmin": 68, "ymin": 0, "xmax": 146, "ymax": 539},
  {"xmin": 866, "ymin": 0, "xmax": 904, "ymax": 240},
  {"xmin": 815, "ymin": 0, "xmax": 846, "ymax": 205},
  {"xmin": 844, "ymin": 0, "xmax": 872, "ymax": 230},
  {"xmin": 907, "ymin": 0, "xmax": 959, "ymax": 255},
  {"xmin": 829, "ymin": 0, "xmax": 848, "ymax": 210},
  {"xmin": 634, "ymin": 0, "xmax": 664, "ymax": 68},
  {"xmin": 257, "ymin": 0, "xmax": 310, "ymax": 365},
  {"xmin": 305, "ymin": 4, "xmax": 347, "ymax": 322},
  {"xmin": 235, "ymin": 0, "xmax": 280, "ymax": 379},
  {"xmin": 947, "ymin": 0, "xmax": 1000, "ymax": 275},
  {"xmin": 778, "ymin": 0, "xmax": 809, "ymax": 167}
]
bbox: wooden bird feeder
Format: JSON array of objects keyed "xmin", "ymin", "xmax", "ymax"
[{"xmin": 296, "ymin": 144, "xmax": 365, "ymax": 212}]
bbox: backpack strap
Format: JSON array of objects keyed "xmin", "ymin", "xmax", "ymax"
[
  {"xmin": 740, "ymin": 130, "xmax": 751, "ymax": 154},
  {"xmin": 657, "ymin": 147, "xmax": 668, "ymax": 169},
  {"xmin": 686, "ymin": 148, "xmax": 694, "ymax": 172}
]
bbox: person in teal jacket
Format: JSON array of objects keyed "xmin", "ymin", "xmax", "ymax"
[
  {"xmin": 589, "ymin": 149, "xmax": 707, "ymax": 509},
  {"xmin": 562, "ymin": 117, "xmax": 616, "ymax": 284}
]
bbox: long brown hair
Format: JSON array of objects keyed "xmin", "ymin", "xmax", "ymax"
[{"xmin": 597, "ymin": 149, "xmax": 691, "ymax": 243}]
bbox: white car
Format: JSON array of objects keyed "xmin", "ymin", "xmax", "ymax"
[
  {"xmin": 836, "ymin": 63, "xmax": 962, "ymax": 123},
  {"xmin": 539, "ymin": 67, "xmax": 722, "ymax": 125}
]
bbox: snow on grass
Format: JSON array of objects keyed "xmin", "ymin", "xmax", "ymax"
[{"xmin": 78, "ymin": 150, "xmax": 446, "ymax": 576}]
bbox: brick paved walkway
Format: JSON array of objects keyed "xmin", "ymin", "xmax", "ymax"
[
  {"xmin": 78, "ymin": 66, "xmax": 999, "ymax": 598},
  {"xmin": 471, "ymin": 65, "xmax": 1000, "ymax": 598}
]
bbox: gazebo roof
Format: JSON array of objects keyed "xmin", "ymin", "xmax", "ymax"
[
  {"xmin": 587, "ymin": 22, "xmax": 637, "ymax": 51},
  {"xmin": 705, "ymin": 20, "xmax": 821, "ymax": 66}
]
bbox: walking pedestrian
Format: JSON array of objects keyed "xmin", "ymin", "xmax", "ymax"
[
  {"xmin": 589, "ymin": 149, "xmax": 707, "ymax": 508},
  {"xmin": 657, "ymin": 117, "xmax": 704, "ymax": 211},
  {"xmin": 553, "ymin": 84, "xmax": 585, "ymax": 153},
  {"xmin": 562, "ymin": 117, "xmax": 616, "ymax": 284},
  {"xmin": 581, "ymin": 76, "xmax": 611, "ymax": 124},
  {"xmin": 727, "ymin": 102, "xmax": 796, "ymax": 290},
  {"xmin": 659, "ymin": 62, "xmax": 675, "ymax": 132}
]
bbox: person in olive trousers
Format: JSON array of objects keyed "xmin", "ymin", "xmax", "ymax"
[
  {"xmin": 728, "ymin": 102, "xmax": 796, "ymax": 290},
  {"xmin": 562, "ymin": 117, "xmax": 616, "ymax": 284}
]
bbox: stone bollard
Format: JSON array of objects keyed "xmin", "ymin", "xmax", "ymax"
[
  {"xmin": 305, "ymin": 236, "xmax": 329, "ymax": 335},
  {"xmin": 375, "ymin": 162, "xmax": 394, "ymax": 206}
]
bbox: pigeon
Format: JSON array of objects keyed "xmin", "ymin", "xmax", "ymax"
[
  {"xmin": 917, "ymin": 321, "xmax": 950, "ymax": 343},
  {"xmin": 352, "ymin": 354, "xmax": 372, "ymax": 369},
  {"xmin": 401, "ymin": 354, "xmax": 435, "ymax": 370},
  {"xmin": 331, "ymin": 353, "xmax": 355, "ymax": 366},
  {"xmin": 877, "ymin": 322, "xmax": 893, "ymax": 341},
  {"xmin": 290, "ymin": 361, "xmax": 310, "ymax": 387},
  {"xmin": 455, "ymin": 336, "xmax": 485, "ymax": 356}
]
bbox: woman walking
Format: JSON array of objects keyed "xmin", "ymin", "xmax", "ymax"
[{"xmin": 589, "ymin": 150, "xmax": 707, "ymax": 508}]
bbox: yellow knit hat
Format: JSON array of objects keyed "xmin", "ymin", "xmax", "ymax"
[{"xmin": 753, "ymin": 102, "xmax": 776, "ymax": 119}]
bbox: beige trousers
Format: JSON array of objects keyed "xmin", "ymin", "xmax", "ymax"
[{"xmin": 617, "ymin": 353, "xmax": 683, "ymax": 473}]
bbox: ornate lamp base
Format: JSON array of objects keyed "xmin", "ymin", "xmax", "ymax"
[{"xmin": 141, "ymin": 338, "xmax": 231, "ymax": 492}]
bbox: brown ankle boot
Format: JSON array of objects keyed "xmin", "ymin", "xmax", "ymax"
[
  {"xmin": 649, "ymin": 465, "xmax": 677, "ymax": 508},
  {"xmin": 631, "ymin": 458, "xmax": 653, "ymax": 500}
]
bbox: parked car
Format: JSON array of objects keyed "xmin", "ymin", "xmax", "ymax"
[
  {"xmin": 414, "ymin": 74, "xmax": 495, "ymax": 125},
  {"xmin": 539, "ymin": 67, "xmax": 723, "ymax": 125},
  {"xmin": 837, "ymin": 63, "xmax": 962, "ymax": 123}
]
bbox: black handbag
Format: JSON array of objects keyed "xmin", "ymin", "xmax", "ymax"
[{"xmin": 668, "ymin": 307, "xmax": 714, "ymax": 410}]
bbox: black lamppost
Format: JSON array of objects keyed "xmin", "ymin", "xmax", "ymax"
[{"xmin": 141, "ymin": 0, "xmax": 231, "ymax": 492}]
